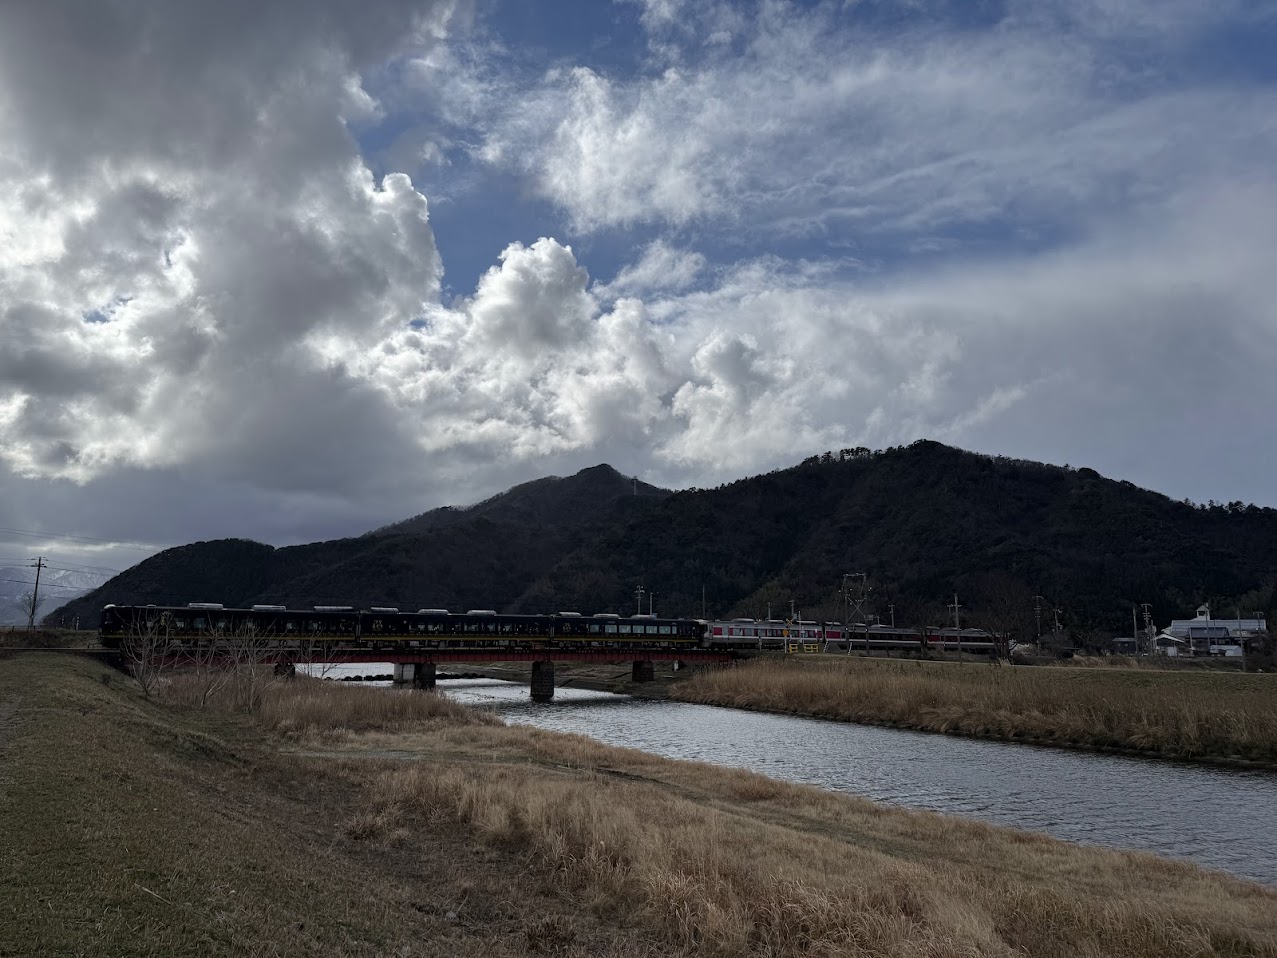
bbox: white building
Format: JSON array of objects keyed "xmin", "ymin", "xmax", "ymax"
[{"xmin": 1162, "ymin": 604, "xmax": 1266, "ymax": 657}]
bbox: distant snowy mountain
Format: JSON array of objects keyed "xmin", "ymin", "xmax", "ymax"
[{"xmin": 0, "ymin": 565, "xmax": 100, "ymax": 627}]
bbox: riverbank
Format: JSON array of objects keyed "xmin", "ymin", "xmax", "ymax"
[
  {"xmin": 5, "ymin": 655, "xmax": 1277, "ymax": 957},
  {"xmin": 672, "ymin": 655, "xmax": 1277, "ymax": 765}
]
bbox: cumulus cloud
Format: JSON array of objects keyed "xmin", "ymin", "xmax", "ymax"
[
  {"xmin": 0, "ymin": 1, "xmax": 454, "ymax": 490},
  {"xmin": 2, "ymin": 0, "xmax": 1276, "ymax": 564}
]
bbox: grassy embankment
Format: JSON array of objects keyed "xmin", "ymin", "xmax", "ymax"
[
  {"xmin": 673, "ymin": 655, "xmax": 1277, "ymax": 763},
  {"xmin": 4, "ymin": 655, "xmax": 1277, "ymax": 957}
]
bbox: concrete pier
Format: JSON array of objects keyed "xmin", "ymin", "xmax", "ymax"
[
  {"xmin": 392, "ymin": 662, "xmax": 416, "ymax": 686},
  {"xmin": 631, "ymin": 660, "xmax": 655, "ymax": 683},
  {"xmin": 530, "ymin": 660, "xmax": 555, "ymax": 701},
  {"xmin": 412, "ymin": 662, "xmax": 437, "ymax": 690},
  {"xmin": 272, "ymin": 662, "xmax": 296, "ymax": 679}
]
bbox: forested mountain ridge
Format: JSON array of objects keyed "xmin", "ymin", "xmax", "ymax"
[
  {"xmin": 368, "ymin": 464, "xmax": 668, "ymax": 537},
  {"xmin": 49, "ymin": 442, "xmax": 1277, "ymax": 638}
]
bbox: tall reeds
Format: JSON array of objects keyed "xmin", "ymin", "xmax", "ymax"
[
  {"xmin": 161, "ymin": 671, "xmax": 494, "ymax": 735},
  {"xmin": 337, "ymin": 725, "xmax": 1277, "ymax": 957},
  {"xmin": 675, "ymin": 658, "xmax": 1277, "ymax": 762}
]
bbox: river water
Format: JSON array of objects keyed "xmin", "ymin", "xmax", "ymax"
[{"xmin": 309, "ymin": 666, "xmax": 1277, "ymax": 886}]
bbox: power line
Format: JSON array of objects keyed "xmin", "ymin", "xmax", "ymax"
[
  {"xmin": 0, "ymin": 576, "xmax": 89, "ymax": 591},
  {"xmin": 0, "ymin": 557, "xmax": 122, "ymax": 576},
  {"xmin": 0, "ymin": 526, "xmax": 161, "ymax": 552}
]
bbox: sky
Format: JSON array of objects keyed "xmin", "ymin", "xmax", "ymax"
[{"xmin": 1, "ymin": 0, "xmax": 1276, "ymax": 576}]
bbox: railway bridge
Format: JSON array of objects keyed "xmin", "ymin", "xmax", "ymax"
[{"xmin": 288, "ymin": 648, "xmax": 735, "ymax": 701}]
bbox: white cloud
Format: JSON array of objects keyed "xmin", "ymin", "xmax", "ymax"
[
  {"xmin": 2, "ymin": 0, "xmax": 1276, "ymax": 559},
  {"xmin": 475, "ymin": 1, "xmax": 1277, "ymax": 243},
  {"xmin": 597, "ymin": 239, "xmax": 707, "ymax": 300}
]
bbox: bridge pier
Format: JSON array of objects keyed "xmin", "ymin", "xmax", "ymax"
[
  {"xmin": 273, "ymin": 662, "xmax": 296, "ymax": 680},
  {"xmin": 631, "ymin": 660, "xmax": 655, "ymax": 683},
  {"xmin": 530, "ymin": 660, "xmax": 555, "ymax": 702},
  {"xmin": 392, "ymin": 662, "xmax": 416, "ymax": 686},
  {"xmin": 412, "ymin": 662, "xmax": 437, "ymax": 691}
]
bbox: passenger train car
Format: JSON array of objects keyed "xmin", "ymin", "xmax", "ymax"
[
  {"xmin": 98, "ymin": 603, "xmax": 705, "ymax": 651},
  {"xmin": 705, "ymin": 618, "xmax": 997, "ymax": 654}
]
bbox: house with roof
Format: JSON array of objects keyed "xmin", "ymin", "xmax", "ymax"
[{"xmin": 1161, "ymin": 604, "xmax": 1266, "ymax": 657}]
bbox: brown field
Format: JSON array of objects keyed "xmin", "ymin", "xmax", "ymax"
[
  {"xmin": 673, "ymin": 655, "xmax": 1277, "ymax": 763},
  {"xmin": 3, "ymin": 654, "xmax": 1277, "ymax": 957}
]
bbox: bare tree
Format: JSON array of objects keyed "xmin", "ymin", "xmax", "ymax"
[
  {"xmin": 222, "ymin": 620, "xmax": 283, "ymax": 713},
  {"xmin": 182, "ymin": 633, "xmax": 239, "ymax": 708},
  {"xmin": 969, "ymin": 573, "xmax": 1036, "ymax": 660},
  {"xmin": 122, "ymin": 612, "xmax": 172, "ymax": 699},
  {"xmin": 17, "ymin": 591, "xmax": 39, "ymax": 630}
]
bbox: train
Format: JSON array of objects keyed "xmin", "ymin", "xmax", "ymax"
[
  {"xmin": 99, "ymin": 603, "xmax": 997, "ymax": 655},
  {"xmin": 705, "ymin": 618, "xmax": 997, "ymax": 654},
  {"xmin": 98, "ymin": 603, "xmax": 706, "ymax": 651}
]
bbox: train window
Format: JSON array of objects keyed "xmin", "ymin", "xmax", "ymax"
[
  {"xmin": 173, "ymin": 617, "xmax": 187, "ymax": 630},
  {"xmin": 501, "ymin": 622, "xmax": 513, "ymax": 633},
  {"xmin": 605, "ymin": 623, "xmax": 617, "ymax": 634},
  {"xmin": 659, "ymin": 625, "xmax": 671, "ymax": 635},
  {"xmin": 194, "ymin": 617, "xmax": 206, "ymax": 630},
  {"xmin": 619, "ymin": 624, "xmax": 631, "ymax": 634},
  {"xmin": 590, "ymin": 623, "xmax": 601, "ymax": 633},
  {"xmin": 216, "ymin": 618, "xmax": 228, "ymax": 630}
]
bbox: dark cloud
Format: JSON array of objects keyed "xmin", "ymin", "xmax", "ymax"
[{"xmin": 1, "ymin": 0, "xmax": 1275, "ymax": 565}]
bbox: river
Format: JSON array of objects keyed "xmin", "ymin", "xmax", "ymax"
[{"xmin": 308, "ymin": 666, "xmax": 1277, "ymax": 886}]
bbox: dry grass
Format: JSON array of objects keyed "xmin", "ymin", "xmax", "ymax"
[
  {"xmin": 324, "ymin": 721, "xmax": 1277, "ymax": 958},
  {"xmin": 21, "ymin": 655, "xmax": 1272, "ymax": 957},
  {"xmin": 0, "ymin": 656, "xmax": 666, "ymax": 957},
  {"xmin": 160, "ymin": 670, "xmax": 496, "ymax": 736},
  {"xmin": 673, "ymin": 657, "xmax": 1277, "ymax": 762}
]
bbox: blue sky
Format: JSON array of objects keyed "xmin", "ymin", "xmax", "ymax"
[{"xmin": 1, "ymin": 0, "xmax": 1276, "ymax": 567}]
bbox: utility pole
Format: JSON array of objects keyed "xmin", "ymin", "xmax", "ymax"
[
  {"xmin": 634, "ymin": 585, "xmax": 645, "ymax": 616},
  {"xmin": 888, "ymin": 603, "xmax": 895, "ymax": 628},
  {"xmin": 1141, "ymin": 602, "xmax": 1154, "ymax": 656},
  {"xmin": 842, "ymin": 572, "xmax": 868, "ymax": 653},
  {"xmin": 948, "ymin": 592, "xmax": 962, "ymax": 657},
  {"xmin": 648, "ymin": 591, "xmax": 655, "ymax": 616},
  {"xmin": 27, "ymin": 556, "xmax": 46, "ymax": 630},
  {"xmin": 1034, "ymin": 595, "xmax": 1045, "ymax": 640}
]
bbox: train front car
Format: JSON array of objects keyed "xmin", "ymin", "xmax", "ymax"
[{"xmin": 98, "ymin": 604, "xmax": 127, "ymax": 648}]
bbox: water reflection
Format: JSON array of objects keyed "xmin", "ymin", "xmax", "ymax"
[{"xmin": 440, "ymin": 679, "xmax": 1277, "ymax": 886}]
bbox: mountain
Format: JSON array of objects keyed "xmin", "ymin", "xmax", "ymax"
[
  {"xmin": 49, "ymin": 443, "xmax": 1277, "ymax": 641},
  {"xmin": 369, "ymin": 464, "xmax": 668, "ymax": 536},
  {"xmin": 50, "ymin": 464, "xmax": 672, "ymax": 627},
  {"xmin": 0, "ymin": 565, "xmax": 100, "ymax": 626}
]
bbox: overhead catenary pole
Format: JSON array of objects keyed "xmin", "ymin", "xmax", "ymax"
[
  {"xmin": 27, "ymin": 556, "xmax": 45, "ymax": 630},
  {"xmin": 948, "ymin": 592, "xmax": 962, "ymax": 657},
  {"xmin": 843, "ymin": 572, "xmax": 867, "ymax": 653},
  {"xmin": 635, "ymin": 584, "xmax": 645, "ymax": 616}
]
